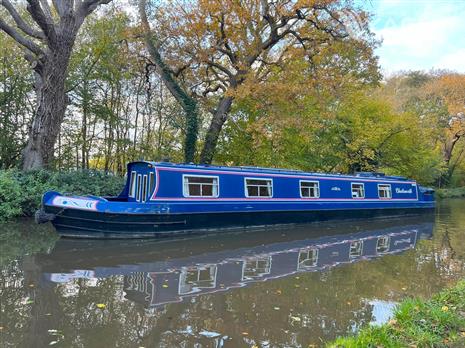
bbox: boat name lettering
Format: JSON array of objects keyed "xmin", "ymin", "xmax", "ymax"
[
  {"xmin": 396, "ymin": 188, "xmax": 412, "ymax": 194},
  {"xmin": 331, "ymin": 187, "xmax": 341, "ymax": 191},
  {"xmin": 394, "ymin": 238, "xmax": 412, "ymax": 246}
]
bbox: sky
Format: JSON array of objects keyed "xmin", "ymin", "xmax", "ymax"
[{"xmin": 362, "ymin": 0, "xmax": 465, "ymax": 75}]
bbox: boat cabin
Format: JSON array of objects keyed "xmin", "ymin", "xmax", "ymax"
[{"xmin": 120, "ymin": 161, "xmax": 433, "ymax": 203}]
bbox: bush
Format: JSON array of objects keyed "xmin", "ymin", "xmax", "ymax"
[
  {"xmin": 0, "ymin": 169, "xmax": 124, "ymax": 221},
  {"xmin": 0, "ymin": 170, "xmax": 23, "ymax": 220},
  {"xmin": 436, "ymin": 187, "xmax": 465, "ymax": 199}
]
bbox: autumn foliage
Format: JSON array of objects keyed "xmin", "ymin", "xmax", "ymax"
[{"xmin": 0, "ymin": 1, "xmax": 464, "ymax": 187}]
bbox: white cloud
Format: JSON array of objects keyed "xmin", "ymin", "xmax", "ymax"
[
  {"xmin": 436, "ymin": 48, "xmax": 465, "ymax": 72},
  {"xmin": 368, "ymin": 0, "xmax": 465, "ymax": 73},
  {"xmin": 376, "ymin": 17, "xmax": 461, "ymax": 57}
]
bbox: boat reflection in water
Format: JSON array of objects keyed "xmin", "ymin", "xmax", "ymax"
[{"xmin": 40, "ymin": 215, "xmax": 434, "ymax": 308}]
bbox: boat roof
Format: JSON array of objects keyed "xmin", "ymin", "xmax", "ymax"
[{"xmin": 129, "ymin": 161, "xmax": 412, "ymax": 182}]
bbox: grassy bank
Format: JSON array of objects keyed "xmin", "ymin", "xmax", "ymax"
[
  {"xmin": 327, "ymin": 280, "xmax": 465, "ymax": 347},
  {"xmin": 0, "ymin": 170, "xmax": 124, "ymax": 221},
  {"xmin": 436, "ymin": 187, "xmax": 465, "ymax": 199}
]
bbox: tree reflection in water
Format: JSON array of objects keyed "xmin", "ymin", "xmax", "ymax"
[{"xmin": 1, "ymin": 200, "xmax": 464, "ymax": 348}]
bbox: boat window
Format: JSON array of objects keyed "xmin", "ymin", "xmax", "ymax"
[
  {"xmin": 376, "ymin": 236, "xmax": 390, "ymax": 253},
  {"xmin": 178, "ymin": 265, "xmax": 217, "ymax": 295},
  {"xmin": 129, "ymin": 171, "xmax": 137, "ymax": 197},
  {"xmin": 351, "ymin": 183, "xmax": 365, "ymax": 198},
  {"xmin": 142, "ymin": 175, "xmax": 148, "ymax": 202},
  {"xmin": 378, "ymin": 184, "xmax": 392, "ymax": 199},
  {"xmin": 149, "ymin": 172, "xmax": 155, "ymax": 195},
  {"xmin": 242, "ymin": 256, "xmax": 272, "ymax": 280},
  {"xmin": 300, "ymin": 181, "xmax": 320, "ymax": 198},
  {"xmin": 136, "ymin": 174, "xmax": 142, "ymax": 202},
  {"xmin": 298, "ymin": 248, "xmax": 319, "ymax": 269},
  {"xmin": 245, "ymin": 178, "xmax": 273, "ymax": 197},
  {"xmin": 349, "ymin": 240, "xmax": 363, "ymax": 257},
  {"xmin": 183, "ymin": 175, "xmax": 219, "ymax": 197}
]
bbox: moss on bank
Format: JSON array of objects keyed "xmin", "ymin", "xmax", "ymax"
[
  {"xmin": 0, "ymin": 170, "xmax": 124, "ymax": 221},
  {"xmin": 327, "ymin": 280, "xmax": 465, "ymax": 347},
  {"xmin": 436, "ymin": 187, "xmax": 465, "ymax": 199}
]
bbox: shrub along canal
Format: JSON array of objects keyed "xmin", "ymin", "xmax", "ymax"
[{"xmin": 1, "ymin": 199, "xmax": 464, "ymax": 347}]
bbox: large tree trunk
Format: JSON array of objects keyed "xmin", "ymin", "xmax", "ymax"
[
  {"xmin": 200, "ymin": 96, "xmax": 233, "ymax": 164},
  {"xmin": 22, "ymin": 53, "xmax": 70, "ymax": 170},
  {"xmin": 1, "ymin": 0, "xmax": 114, "ymax": 170}
]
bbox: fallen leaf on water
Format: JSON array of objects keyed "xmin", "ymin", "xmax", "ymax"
[
  {"xmin": 0, "ymin": 326, "xmax": 4, "ymax": 330},
  {"xmin": 49, "ymin": 341, "xmax": 58, "ymax": 346},
  {"xmin": 45, "ymin": 313, "xmax": 52, "ymax": 316},
  {"xmin": 162, "ymin": 284, "xmax": 169, "ymax": 288},
  {"xmin": 241, "ymin": 332, "xmax": 249, "ymax": 336},
  {"xmin": 290, "ymin": 316, "xmax": 301, "ymax": 322},
  {"xmin": 274, "ymin": 307, "xmax": 280, "ymax": 310},
  {"xmin": 48, "ymin": 329, "xmax": 59, "ymax": 334},
  {"xmin": 96, "ymin": 303, "xmax": 106, "ymax": 309},
  {"xmin": 29, "ymin": 284, "xmax": 35, "ymax": 288}
]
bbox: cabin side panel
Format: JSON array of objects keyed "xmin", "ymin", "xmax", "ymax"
[{"xmin": 153, "ymin": 167, "xmax": 419, "ymax": 201}]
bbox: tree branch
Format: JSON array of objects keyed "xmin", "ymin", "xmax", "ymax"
[
  {"xmin": 80, "ymin": 0, "xmax": 113, "ymax": 17},
  {"xmin": 1, "ymin": 0, "xmax": 45, "ymax": 40},
  {"xmin": 26, "ymin": 0, "xmax": 57, "ymax": 45},
  {"xmin": 0, "ymin": 17, "xmax": 44, "ymax": 56}
]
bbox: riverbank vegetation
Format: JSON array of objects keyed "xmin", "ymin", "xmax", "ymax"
[
  {"xmin": 0, "ymin": 170, "xmax": 123, "ymax": 221},
  {"xmin": 437, "ymin": 187, "xmax": 465, "ymax": 199},
  {"xmin": 1, "ymin": 1, "xmax": 464, "ymax": 208},
  {"xmin": 328, "ymin": 280, "xmax": 465, "ymax": 348}
]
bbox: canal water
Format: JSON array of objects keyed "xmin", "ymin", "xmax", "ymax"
[{"xmin": 1, "ymin": 199, "xmax": 464, "ymax": 348}]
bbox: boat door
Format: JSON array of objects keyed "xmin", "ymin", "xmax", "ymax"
[{"xmin": 135, "ymin": 174, "xmax": 151, "ymax": 202}]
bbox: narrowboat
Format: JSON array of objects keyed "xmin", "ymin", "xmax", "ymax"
[
  {"xmin": 41, "ymin": 216, "xmax": 434, "ymax": 307},
  {"xmin": 37, "ymin": 161, "xmax": 435, "ymax": 238}
]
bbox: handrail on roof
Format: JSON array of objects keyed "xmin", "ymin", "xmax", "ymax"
[{"xmin": 134, "ymin": 161, "xmax": 412, "ymax": 181}]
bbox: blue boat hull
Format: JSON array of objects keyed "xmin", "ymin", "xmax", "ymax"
[{"xmin": 45, "ymin": 204, "xmax": 435, "ymax": 239}]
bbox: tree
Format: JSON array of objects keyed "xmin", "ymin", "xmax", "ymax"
[
  {"xmin": 0, "ymin": 31, "xmax": 34, "ymax": 169},
  {"xmin": 422, "ymin": 74, "xmax": 465, "ymax": 183},
  {"xmin": 0, "ymin": 0, "xmax": 113, "ymax": 170},
  {"xmin": 139, "ymin": 0, "xmax": 199, "ymax": 163},
  {"xmin": 383, "ymin": 72, "xmax": 465, "ymax": 185},
  {"xmin": 139, "ymin": 0, "xmax": 378, "ymax": 164}
]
